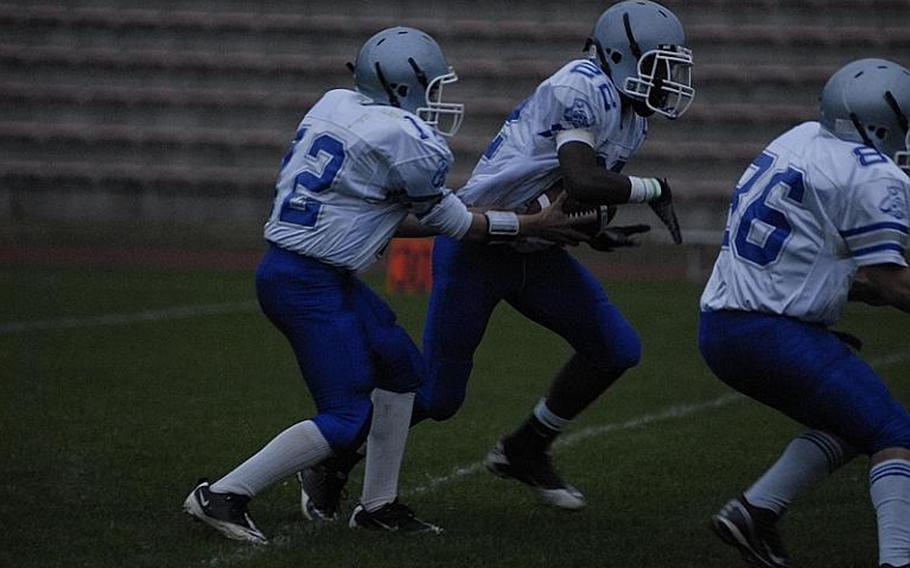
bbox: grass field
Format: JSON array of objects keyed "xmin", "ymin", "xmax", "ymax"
[{"xmin": 1, "ymin": 260, "xmax": 907, "ymax": 567}]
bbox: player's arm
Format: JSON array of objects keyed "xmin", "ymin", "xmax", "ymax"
[
  {"xmin": 413, "ymin": 191, "xmax": 594, "ymax": 244},
  {"xmin": 557, "ymin": 138, "xmax": 632, "ymax": 204},
  {"xmin": 854, "ymin": 264, "xmax": 910, "ymax": 313},
  {"xmin": 556, "ymin": 132, "xmax": 682, "ymax": 244},
  {"xmin": 395, "ymin": 213, "xmax": 439, "ymax": 238},
  {"xmin": 394, "ymin": 206, "xmax": 497, "ymax": 238},
  {"xmin": 839, "ymin": 177, "xmax": 910, "ymax": 310}
]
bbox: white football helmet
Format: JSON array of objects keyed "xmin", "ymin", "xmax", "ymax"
[
  {"xmin": 351, "ymin": 27, "xmax": 464, "ymax": 136},
  {"xmin": 587, "ymin": 0, "xmax": 694, "ymax": 119},
  {"xmin": 820, "ymin": 58, "xmax": 910, "ymax": 170}
]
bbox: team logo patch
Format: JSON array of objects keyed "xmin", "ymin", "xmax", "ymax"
[
  {"xmin": 880, "ymin": 185, "xmax": 908, "ymax": 220},
  {"xmin": 564, "ymin": 98, "xmax": 595, "ymax": 129},
  {"xmin": 432, "ymin": 159, "xmax": 449, "ymax": 188}
]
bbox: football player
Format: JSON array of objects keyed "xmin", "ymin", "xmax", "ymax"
[
  {"xmin": 182, "ymin": 26, "xmax": 593, "ymax": 543},
  {"xmin": 700, "ymin": 59, "xmax": 910, "ymax": 568},
  {"xmin": 297, "ymin": 0, "xmax": 694, "ymax": 516}
]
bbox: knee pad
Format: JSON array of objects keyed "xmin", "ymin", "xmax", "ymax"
[
  {"xmin": 609, "ymin": 329, "xmax": 642, "ymax": 371},
  {"xmin": 370, "ymin": 325, "xmax": 425, "ymax": 394},
  {"xmin": 312, "ymin": 407, "xmax": 372, "ymax": 452},
  {"xmin": 867, "ymin": 413, "xmax": 910, "ymax": 455},
  {"xmin": 415, "ymin": 357, "xmax": 471, "ymax": 422},
  {"xmin": 423, "ymin": 391, "xmax": 466, "ymax": 422},
  {"xmin": 586, "ymin": 327, "xmax": 642, "ymax": 372}
]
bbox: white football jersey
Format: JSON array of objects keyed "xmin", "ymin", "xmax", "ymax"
[
  {"xmin": 701, "ymin": 121, "xmax": 910, "ymax": 325},
  {"xmin": 264, "ymin": 89, "xmax": 470, "ymax": 272},
  {"xmin": 457, "ymin": 58, "xmax": 648, "ymax": 211}
]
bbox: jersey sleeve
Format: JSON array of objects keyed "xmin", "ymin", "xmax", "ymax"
[
  {"xmin": 383, "ymin": 119, "xmax": 454, "ymax": 213},
  {"xmin": 537, "ymin": 64, "xmax": 620, "ymax": 147},
  {"xmin": 837, "ymin": 176, "xmax": 910, "ymax": 267}
]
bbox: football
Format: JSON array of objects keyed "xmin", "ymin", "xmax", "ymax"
[{"xmin": 522, "ymin": 181, "xmax": 616, "ymax": 237}]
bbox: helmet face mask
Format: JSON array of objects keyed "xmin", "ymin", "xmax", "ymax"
[
  {"xmin": 896, "ymin": 130, "xmax": 910, "ymax": 175},
  {"xmin": 352, "ymin": 27, "xmax": 464, "ymax": 137},
  {"xmin": 623, "ymin": 44, "xmax": 694, "ymax": 119},
  {"xmin": 417, "ymin": 69, "xmax": 464, "ymax": 137}
]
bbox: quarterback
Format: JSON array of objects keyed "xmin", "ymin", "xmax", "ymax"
[
  {"xmin": 182, "ymin": 26, "xmax": 591, "ymax": 543},
  {"xmin": 298, "ymin": 0, "xmax": 694, "ymax": 516},
  {"xmin": 701, "ymin": 59, "xmax": 910, "ymax": 568}
]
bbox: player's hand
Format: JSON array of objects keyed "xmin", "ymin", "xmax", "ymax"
[
  {"xmin": 589, "ymin": 224, "xmax": 651, "ymax": 252},
  {"xmin": 848, "ymin": 272, "xmax": 889, "ymax": 306},
  {"xmin": 648, "ymin": 178, "xmax": 683, "ymax": 245},
  {"xmin": 527, "ymin": 191, "xmax": 597, "ymax": 246}
]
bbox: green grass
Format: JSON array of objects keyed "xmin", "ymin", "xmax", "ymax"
[{"xmin": 1, "ymin": 264, "xmax": 907, "ymax": 567}]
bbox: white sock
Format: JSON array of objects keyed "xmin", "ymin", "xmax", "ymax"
[
  {"xmin": 870, "ymin": 458, "xmax": 910, "ymax": 566},
  {"xmin": 744, "ymin": 430, "xmax": 856, "ymax": 515},
  {"xmin": 211, "ymin": 419, "xmax": 332, "ymax": 497},
  {"xmin": 361, "ymin": 389, "xmax": 415, "ymax": 512},
  {"xmin": 534, "ymin": 398, "xmax": 571, "ymax": 432}
]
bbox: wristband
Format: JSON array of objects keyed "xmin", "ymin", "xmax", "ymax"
[
  {"xmin": 628, "ymin": 176, "xmax": 662, "ymax": 203},
  {"xmin": 484, "ymin": 210, "xmax": 520, "ymax": 237}
]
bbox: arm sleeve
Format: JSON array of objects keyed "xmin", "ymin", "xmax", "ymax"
[
  {"xmin": 556, "ymin": 128, "xmax": 596, "ymax": 149},
  {"xmin": 837, "ymin": 178, "xmax": 909, "ymax": 267},
  {"xmin": 415, "ymin": 190, "xmax": 473, "ymax": 239}
]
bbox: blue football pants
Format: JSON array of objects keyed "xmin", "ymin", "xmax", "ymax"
[
  {"xmin": 417, "ymin": 237, "xmax": 642, "ymax": 421},
  {"xmin": 699, "ymin": 309, "xmax": 910, "ymax": 455},
  {"xmin": 255, "ymin": 245, "xmax": 424, "ymax": 451}
]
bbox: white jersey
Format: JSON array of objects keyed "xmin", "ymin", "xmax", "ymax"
[
  {"xmin": 457, "ymin": 58, "xmax": 648, "ymax": 211},
  {"xmin": 701, "ymin": 121, "xmax": 910, "ymax": 325},
  {"xmin": 264, "ymin": 89, "xmax": 471, "ymax": 272}
]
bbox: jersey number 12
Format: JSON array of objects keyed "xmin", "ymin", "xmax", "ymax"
[{"xmin": 277, "ymin": 128, "xmax": 347, "ymax": 228}]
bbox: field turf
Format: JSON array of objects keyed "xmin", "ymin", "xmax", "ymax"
[{"xmin": 1, "ymin": 262, "xmax": 907, "ymax": 567}]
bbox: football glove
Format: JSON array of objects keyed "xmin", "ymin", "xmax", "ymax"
[
  {"xmin": 589, "ymin": 224, "xmax": 652, "ymax": 252},
  {"xmin": 648, "ymin": 178, "xmax": 683, "ymax": 245}
]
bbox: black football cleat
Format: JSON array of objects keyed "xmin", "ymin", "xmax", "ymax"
[
  {"xmin": 183, "ymin": 479, "xmax": 267, "ymax": 544},
  {"xmin": 484, "ymin": 441, "xmax": 586, "ymax": 510},
  {"xmin": 348, "ymin": 500, "xmax": 443, "ymax": 534},
  {"xmin": 297, "ymin": 463, "xmax": 348, "ymax": 521},
  {"xmin": 710, "ymin": 496, "xmax": 790, "ymax": 568}
]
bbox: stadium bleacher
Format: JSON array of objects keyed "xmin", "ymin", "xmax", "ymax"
[{"xmin": 2, "ymin": 0, "xmax": 909, "ymax": 240}]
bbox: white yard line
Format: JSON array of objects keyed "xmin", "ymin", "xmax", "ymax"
[
  {"xmin": 404, "ymin": 392, "xmax": 744, "ymax": 497},
  {"xmin": 0, "ymin": 302, "xmax": 258, "ymax": 334},
  {"xmin": 404, "ymin": 351, "xmax": 910, "ymax": 498}
]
